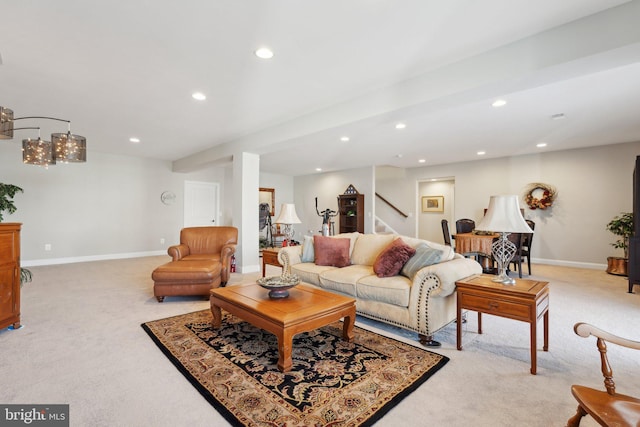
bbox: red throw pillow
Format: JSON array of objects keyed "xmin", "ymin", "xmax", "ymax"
[
  {"xmin": 373, "ymin": 238, "xmax": 416, "ymax": 278},
  {"xmin": 314, "ymin": 236, "xmax": 351, "ymax": 267}
]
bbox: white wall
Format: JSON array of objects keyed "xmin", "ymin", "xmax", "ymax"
[
  {"xmin": 404, "ymin": 141, "xmax": 640, "ymax": 267},
  {"xmin": 0, "ymin": 144, "xmax": 229, "ymax": 265},
  {"xmin": 291, "ymin": 142, "xmax": 638, "ymax": 267},
  {"xmin": 374, "ymin": 166, "xmax": 414, "ymax": 236},
  {"xmin": 293, "ymin": 167, "xmax": 374, "ymax": 240},
  {"xmin": 417, "ymin": 179, "xmax": 455, "ymax": 244},
  {"xmin": 3, "ymin": 139, "xmax": 637, "ymax": 269}
]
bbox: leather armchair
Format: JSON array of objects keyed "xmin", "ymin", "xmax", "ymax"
[{"xmin": 168, "ymin": 226, "xmax": 238, "ymax": 285}]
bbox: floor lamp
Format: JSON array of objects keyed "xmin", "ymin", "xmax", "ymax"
[{"xmin": 475, "ymin": 195, "xmax": 534, "ymax": 285}]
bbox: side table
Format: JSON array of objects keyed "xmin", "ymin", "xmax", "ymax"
[
  {"xmin": 456, "ymin": 274, "xmax": 550, "ymax": 375},
  {"xmin": 261, "ymin": 247, "xmax": 282, "ymax": 277}
]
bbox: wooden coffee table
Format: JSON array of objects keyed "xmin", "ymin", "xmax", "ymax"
[
  {"xmin": 210, "ymin": 282, "xmax": 356, "ymax": 372},
  {"xmin": 456, "ymin": 274, "xmax": 550, "ymax": 375}
]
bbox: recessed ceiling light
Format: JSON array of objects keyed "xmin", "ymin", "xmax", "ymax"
[
  {"xmin": 418, "ymin": 159, "xmax": 426, "ymax": 163},
  {"xmin": 129, "ymin": 137, "xmax": 140, "ymax": 143},
  {"xmin": 477, "ymin": 151, "xmax": 486, "ymax": 156},
  {"xmin": 340, "ymin": 136, "xmax": 349, "ymax": 142},
  {"xmin": 395, "ymin": 123, "xmax": 406, "ymax": 129},
  {"xmin": 551, "ymin": 113, "xmax": 565, "ymax": 120},
  {"xmin": 492, "ymin": 99, "xmax": 507, "ymax": 107},
  {"xmin": 315, "ymin": 168, "xmax": 322, "ymax": 172},
  {"xmin": 396, "ymin": 154, "xmax": 403, "ymax": 158},
  {"xmin": 536, "ymin": 142, "xmax": 547, "ymax": 148},
  {"xmin": 192, "ymin": 92, "xmax": 206, "ymax": 101},
  {"xmin": 255, "ymin": 47, "xmax": 274, "ymax": 59},
  {"xmin": 431, "ymin": 178, "xmax": 437, "ymax": 182}
]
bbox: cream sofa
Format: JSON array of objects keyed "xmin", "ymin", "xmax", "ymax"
[{"xmin": 278, "ymin": 232, "xmax": 482, "ymax": 346}]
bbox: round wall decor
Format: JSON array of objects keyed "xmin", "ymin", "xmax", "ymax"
[
  {"xmin": 523, "ymin": 183, "xmax": 556, "ymax": 210},
  {"xmin": 160, "ymin": 191, "xmax": 176, "ymax": 205}
]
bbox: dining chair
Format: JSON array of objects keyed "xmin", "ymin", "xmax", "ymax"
[
  {"xmin": 567, "ymin": 322, "xmax": 640, "ymax": 427},
  {"xmin": 521, "ymin": 219, "xmax": 535, "ymax": 274},
  {"xmin": 507, "ymin": 232, "xmax": 525, "ymax": 278},
  {"xmin": 441, "ymin": 219, "xmax": 452, "ymax": 246},
  {"xmin": 455, "ymin": 218, "xmax": 475, "ymax": 234}
]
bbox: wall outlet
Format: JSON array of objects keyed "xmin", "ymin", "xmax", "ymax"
[
  {"xmin": 44, "ymin": 244, "xmax": 52, "ymax": 251},
  {"xmin": 160, "ymin": 238, "xmax": 165, "ymax": 245}
]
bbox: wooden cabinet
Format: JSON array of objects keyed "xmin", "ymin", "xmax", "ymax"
[
  {"xmin": 338, "ymin": 193, "xmax": 364, "ymax": 234},
  {"xmin": 0, "ymin": 223, "xmax": 21, "ymax": 330}
]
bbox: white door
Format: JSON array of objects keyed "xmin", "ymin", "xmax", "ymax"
[{"xmin": 184, "ymin": 181, "xmax": 219, "ymax": 227}]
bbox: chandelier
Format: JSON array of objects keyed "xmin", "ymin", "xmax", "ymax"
[{"xmin": 1, "ymin": 106, "xmax": 87, "ymax": 167}]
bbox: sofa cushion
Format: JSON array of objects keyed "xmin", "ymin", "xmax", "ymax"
[
  {"xmin": 318, "ymin": 265, "xmax": 372, "ymax": 296},
  {"xmin": 356, "ymin": 274, "xmax": 411, "ymax": 307},
  {"xmin": 334, "ymin": 232, "xmax": 361, "ymax": 257},
  {"xmin": 401, "ymin": 242, "xmax": 445, "ymax": 279},
  {"xmin": 400, "ymin": 236, "xmax": 455, "ymax": 262},
  {"xmin": 314, "ymin": 236, "xmax": 351, "ymax": 267},
  {"xmin": 291, "ymin": 262, "xmax": 337, "ymax": 285},
  {"xmin": 301, "ymin": 235, "xmax": 315, "ymax": 262},
  {"xmin": 350, "ymin": 234, "xmax": 395, "ymax": 266},
  {"xmin": 373, "ymin": 238, "xmax": 416, "ymax": 277}
]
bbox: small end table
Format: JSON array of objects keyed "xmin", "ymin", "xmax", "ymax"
[
  {"xmin": 456, "ymin": 274, "xmax": 550, "ymax": 375},
  {"xmin": 261, "ymin": 247, "xmax": 282, "ymax": 277}
]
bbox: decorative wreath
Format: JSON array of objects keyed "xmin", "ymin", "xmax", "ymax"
[{"xmin": 523, "ymin": 183, "xmax": 557, "ymax": 210}]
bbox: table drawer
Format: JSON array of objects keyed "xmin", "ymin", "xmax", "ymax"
[{"xmin": 460, "ymin": 293, "xmax": 531, "ymax": 321}]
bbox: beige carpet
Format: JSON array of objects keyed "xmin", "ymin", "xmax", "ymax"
[{"xmin": 1, "ymin": 257, "xmax": 639, "ymax": 426}]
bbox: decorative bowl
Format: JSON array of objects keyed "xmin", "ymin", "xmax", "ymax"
[{"xmin": 257, "ymin": 274, "xmax": 300, "ymax": 299}]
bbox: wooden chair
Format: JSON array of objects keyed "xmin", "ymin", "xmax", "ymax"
[
  {"xmin": 567, "ymin": 322, "xmax": 640, "ymax": 427},
  {"xmin": 441, "ymin": 219, "xmax": 452, "ymax": 246},
  {"xmin": 507, "ymin": 232, "xmax": 525, "ymax": 278},
  {"xmin": 521, "ymin": 219, "xmax": 535, "ymax": 274}
]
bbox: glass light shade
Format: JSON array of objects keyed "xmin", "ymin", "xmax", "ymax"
[
  {"xmin": 22, "ymin": 138, "xmax": 56, "ymax": 167},
  {"xmin": 52, "ymin": 131, "xmax": 87, "ymax": 163},
  {"xmin": 0, "ymin": 107, "xmax": 14, "ymax": 139},
  {"xmin": 476, "ymin": 195, "xmax": 533, "ymax": 233},
  {"xmin": 274, "ymin": 204, "xmax": 301, "ymax": 225}
]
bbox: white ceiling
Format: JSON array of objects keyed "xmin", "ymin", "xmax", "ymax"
[{"xmin": 1, "ymin": 0, "xmax": 640, "ymax": 176}]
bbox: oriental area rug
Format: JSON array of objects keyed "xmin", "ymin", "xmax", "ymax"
[{"xmin": 141, "ymin": 310, "xmax": 449, "ymax": 427}]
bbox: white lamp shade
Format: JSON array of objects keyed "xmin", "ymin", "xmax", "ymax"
[
  {"xmin": 476, "ymin": 195, "xmax": 533, "ymax": 233},
  {"xmin": 274, "ymin": 203, "xmax": 301, "ymax": 224}
]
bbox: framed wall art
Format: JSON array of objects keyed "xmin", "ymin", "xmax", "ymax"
[{"xmin": 422, "ymin": 195, "xmax": 444, "ymax": 213}]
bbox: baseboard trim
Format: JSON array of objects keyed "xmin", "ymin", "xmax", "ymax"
[
  {"xmin": 532, "ymin": 257, "xmax": 606, "ymax": 271},
  {"xmin": 22, "ymin": 250, "xmax": 166, "ymax": 267}
]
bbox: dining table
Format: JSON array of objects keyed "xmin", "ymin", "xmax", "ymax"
[{"xmin": 454, "ymin": 232, "xmax": 500, "ymax": 271}]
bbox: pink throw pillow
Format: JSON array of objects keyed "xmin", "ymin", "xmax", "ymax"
[
  {"xmin": 314, "ymin": 236, "xmax": 351, "ymax": 267},
  {"xmin": 373, "ymin": 238, "xmax": 416, "ymax": 278}
]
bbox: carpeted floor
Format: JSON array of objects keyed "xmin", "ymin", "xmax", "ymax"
[
  {"xmin": 1, "ymin": 257, "xmax": 639, "ymax": 426},
  {"xmin": 142, "ymin": 310, "xmax": 449, "ymax": 427}
]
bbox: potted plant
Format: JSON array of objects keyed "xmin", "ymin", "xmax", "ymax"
[
  {"xmin": 0, "ymin": 183, "xmax": 23, "ymax": 222},
  {"xmin": 605, "ymin": 212, "xmax": 633, "ymax": 276},
  {"xmin": 0, "ymin": 183, "xmax": 32, "ymax": 284}
]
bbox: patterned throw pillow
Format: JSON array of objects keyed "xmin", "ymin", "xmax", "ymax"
[
  {"xmin": 314, "ymin": 236, "xmax": 351, "ymax": 267},
  {"xmin": 400, "ymin": 243, "xmax": 444, "ymax": 279},
  {"xmin": 373, "ymin": 238, "xmax": 416, "ymax": 277}
]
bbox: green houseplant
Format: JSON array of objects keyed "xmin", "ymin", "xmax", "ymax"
[
  {"xmin": 605, "ymin": 212, "xmax": 633, "ymax": 276},
  {"xmin": 0, "ymin": 183, "xmax": 23, "ymax": 222},
  {"xmin": 0, "ymin": 183, "xmax": 32, "ymax": 285}
]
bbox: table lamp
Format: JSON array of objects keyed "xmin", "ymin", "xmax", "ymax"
[
  {"xmin": 274, "ymin": 203, "xmax": 301, "ymax": 246},
  {"xmin": 475, "ymin": 195, "xmax": 534, "ymax": 285}
]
